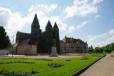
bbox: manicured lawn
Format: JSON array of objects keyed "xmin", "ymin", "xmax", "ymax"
[{"xmin": 0, "ymin": 53, "xmax": 105, "ymax": 76}]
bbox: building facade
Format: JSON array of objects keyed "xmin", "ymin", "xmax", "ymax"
[
  {"xmin": 60, "ymin": 36, "xmax": 88, "ymax": 53},
  {"xmin": 15, "ymin": 14, "xmax": 88, "ymax": 55},
  {"xmin": 15, "ymin": 14, "xmax": 60, "ymax": 55}
]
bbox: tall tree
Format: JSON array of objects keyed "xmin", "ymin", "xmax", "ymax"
[
  {"xmin": 0, "ymin": 26, "xmax": 11, "ymax": 49},
  {"xmin": 89, "ymin": 45, "xmax": 93, "ymax": 53}
]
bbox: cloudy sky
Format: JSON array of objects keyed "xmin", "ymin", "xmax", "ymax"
[{"xmin": 0, "ymin": 0, "xmax": 114, "ymax": 47}]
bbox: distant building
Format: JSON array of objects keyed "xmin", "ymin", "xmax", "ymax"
[
  {"xmin": 15, "ymin": 14, "xmax": 88, "ymax": 55},
  {"xmin": 15, "ymin": 14, "xmax": 60, "ymax": 55},
  {"xmin": 60, "ymin": 36, "xmax": 88, "ymax": 53}
]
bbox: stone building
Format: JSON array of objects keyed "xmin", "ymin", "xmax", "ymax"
[
  {"xmin": 15, "ymin": 14, "xmax": 60, "ymax": 55},
  {"xmin": 60, "ymin": 36, "xmax": 88, "ymax": 53}
]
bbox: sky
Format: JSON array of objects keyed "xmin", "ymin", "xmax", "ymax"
[{"xmin": 0, "ymin": 0, "xmax": 114, "ymax": 47}]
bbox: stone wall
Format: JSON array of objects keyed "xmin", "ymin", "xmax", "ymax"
[
  {"xmin": 0, "ymin": 50, "xmax": 9, "ymax": 55},
  {"xmin": 16, "ymin": 40, "xmax": 37, "ymax": 55}
]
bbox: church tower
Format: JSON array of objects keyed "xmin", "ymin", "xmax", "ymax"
[
  {"xmin": 53, "ymin": 22, "xmax": 60, "ymax": 53},
  {"xmin": 45, "ymin": 20, "xmax": 53, "ymax": 53},
  {"xmin": 46, "ymin": 20, "xmax": 52, "ymax": 30},
  {"xmin": 31, "ymin": 14, "xmax": 41, "ymax": 34},
  {"xmin": 29, "ymin": 14, "xmax": 41, "ymax": 44}
]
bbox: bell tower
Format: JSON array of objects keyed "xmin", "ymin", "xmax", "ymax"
[
  {"xmin": 29, "ymin": 14, "xmax": 41, "ymax": 44},
  {"xmin": 53, "ymin": 22, "xmax": 60, "ymax": 53},
  {"xmin": 31, "ymin": 14, "xmax": 41, "ymax": 34}
]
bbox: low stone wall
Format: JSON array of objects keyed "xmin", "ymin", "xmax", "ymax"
[
  {"xmin": 0, "ymin": 50, "xmax": 9, "ymax": 55},
  {"xmin": 16, "ymin": 40, "xmax": 37, "ymax": 55},
  {"xmin": 71, "ymin": 55, "xmax": 106, "ymax": 76}
]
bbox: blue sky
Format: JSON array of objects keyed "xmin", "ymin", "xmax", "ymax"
[{"xmin": 0, "ymin": 0, "xmax": 114, "ymax": 47}]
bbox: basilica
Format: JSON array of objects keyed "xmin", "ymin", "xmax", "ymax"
[
  {"xmin": 15, "ymin": 14, "xmax": 88, "ymax": 55},
  {"xmin": 15, "ymin": 14, "xmax": 60, "ymax": 55}
]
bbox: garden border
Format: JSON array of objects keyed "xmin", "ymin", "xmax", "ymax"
[{"xmin": 71, "ymin": 55, "xmax": 106, "ymax": 76}]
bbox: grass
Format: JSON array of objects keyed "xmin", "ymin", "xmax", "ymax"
[
  {"xmin": 61, "ymin": 53, "xmax": 105, "ymax": 57},
  {"xmin": 0, "ymin": 53, "xmax": 105, "ymax": 76}
]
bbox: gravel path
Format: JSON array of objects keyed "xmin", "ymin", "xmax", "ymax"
[
  {"xmin": 80, "ymin": 53, "xmax": 114, "ymax": 76},
  {"xmin": 0, "ymin": 55, "xmax": 81, "ymax": 58}
]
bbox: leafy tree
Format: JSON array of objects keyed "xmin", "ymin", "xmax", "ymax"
[
  {"xmin": 93, "ymin": 47, "xmax": 103, "ymax": 53},
  {"xmin": 88, "ymin": 45, "xmax": 93, "ymax": 53},
  {"xmin": 0, "ymin": 26, "xmax": 11, "ymax": 49},
  {"xmin": 93, "ymin": 43, "xmax": 114, "ymax": 53},
  {"xmin": 103, "ymin": 43, "xmax": 114, "ymax": 53}
]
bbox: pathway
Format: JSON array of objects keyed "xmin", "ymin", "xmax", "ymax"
[{"xmin": 80, "ymin": 53, "xmax": 114, "ymax": 76}]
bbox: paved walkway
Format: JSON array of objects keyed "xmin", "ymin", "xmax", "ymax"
[
  {"xmin": 80, "ymin": 53, "xmax": 114, "ymax": 76},
  {"xmin": 0, "ymin": 54, "xmax": 81, "ymax": 58}
]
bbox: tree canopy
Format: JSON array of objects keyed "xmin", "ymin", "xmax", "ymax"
[
  {"xmin": 0, "ymin": 26, "xmax": 11, "ymax": 49},
  {"xmin": 93, "ymin": 43, "xmax": 114, "ymax": 53}
]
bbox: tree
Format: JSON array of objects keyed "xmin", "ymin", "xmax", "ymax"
[
  {"xmin": 94, "ymin": 47, "xmax": 103, "ymax": 53},
  {"xmin": 88, "ymin": 45, "xmax": 93, "ymax": 53},
  {"xmin": 0, "ymin": 26, "xmax": 11, "ymax": 49}
]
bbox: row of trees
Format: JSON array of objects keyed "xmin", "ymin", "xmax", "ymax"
[
  {"xmin": 0, "ymin": 26, "xmax": 11, "ymax": 49},
  {"xmin": 89, "ymin": 43, "xmax": 114, "ymax": 53}
]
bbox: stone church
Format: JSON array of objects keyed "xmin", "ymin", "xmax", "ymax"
[{"xmin": 15, "ymin": 14, "xmax": 60, "ymax": 55}]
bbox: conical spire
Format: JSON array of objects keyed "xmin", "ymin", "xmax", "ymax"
[
  {"xmin": 53, "ymin": 22, "xmax": 59, "ymax": 30},
  {"xmin": 32, "ymin": 14, "xmax": 39, "ymax": 25},
  {"xmin": 46, "ymin": 20, "xmax": 52, "ymax": 30}
]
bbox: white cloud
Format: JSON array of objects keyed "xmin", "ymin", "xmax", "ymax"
[
  {"xmin": 0, "ymin": 4, "xmax": 88, "ymax": 44},
  {"xmin": 87, "ymin": 29, "xmax": 114, "ymax": 47},
  {"xmin": 68, "ymin": 26, "xmax": 76, "ymax": 33},
  {"xmin": 67, "ymin": 21, "xmax": 87, "ymax": 33},
  {"xmin": 76, "ymin": 21, "xmax": 87, "ymax": 30},
  {"xmin": 29, "ymin": 4, "xmax": 58, "ymax": 14},
  {"xmin": 0, "ymin": 4, "xmax": 68, "ymax": 43},
  {"xmin": 64, "ymin": 0, "xmax": 104, "ymax": 18},
  {"xmin": 0, "ymin": 7, "xmax": 28, "ymax": 43},
  {"xmin": 0, "ymin": 7, "xmax": 11, "ymax": 26},
  {"xmin": 109, "ymin": 29, "xmax": 114, "ymax": 34},
  {"xmin": 38, "ymin": 4, "xmax": 58, "ymax": 13},
  {"xmin": 92, "ymin": 0, "xmax": 104, "ymax": 5},
  {"xmin": 95, "ymin": 14, "xmax": 101, "ymax": 18},
  {"xmin": 39, "ymin": 16, "xmax": 67, "ymax": 31}
]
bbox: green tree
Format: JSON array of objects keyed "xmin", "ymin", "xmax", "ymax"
[
  {"xmin": 0, "ymin": 26, "xmax": 11, "ymax": 49},
  {"xmin": 88, "ymin": 45, "xmax": 93, "ymax": 53},
  {"xmin": 94, "ymin": 47, "xmax": 103, "ymax": 53}
]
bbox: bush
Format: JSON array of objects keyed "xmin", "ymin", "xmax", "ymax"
[
  {"xmin": 48, "ymin": 63, "xmax": 64, "ymax": 68},
  {"xmin": 65, "ymin": 59, "xmax": 71, "ymax": 61},
  {"xmin": 0, "ymin": 69, "xmax": 39, "ymax": 76}
]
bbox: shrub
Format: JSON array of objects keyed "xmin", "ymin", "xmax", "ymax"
[
  {"xmin": 37, "ymin": 58, "xmax": 53, "ymax": 61},
  {"xmin": 65, "ymin": 59, "xmax": 71, "ymax": 61},
  {"xmin": 48, "ymin": 63, "xmax": 64, "ymax": 68}
]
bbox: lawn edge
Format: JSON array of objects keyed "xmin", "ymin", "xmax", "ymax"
[{"xmin": 71, "ymin": 55, "xmax": 106, "ymax": 76}]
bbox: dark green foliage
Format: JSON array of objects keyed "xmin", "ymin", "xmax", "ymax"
[
  {"xmin": 94, "ymin": 47, "xmax": 104, "ymax": 53},
  {"xmin": 93, "ymin": 43, "xmax": 114, "ymax": 53},
  {"xmin": 36, "ymin": 58, "xmax": 53, "ymax": 61},
  {"xmin": 103, "ymin": 43, "xmax": 114, "ymax": 53},
  {"xmin": 65, "ymin": 59, "xmax": 71, "ymax": 61},
  {"xmin": 88, "ymin": 45, "xmax": 93, "ymax": 53},
  {"xmin": 0, "ymin": 61, "xmax": 34, "ymax": 64},
  {"xmin": 48, "ymin": 63, "xmax": 64, "ymax": 68},
  {"xmin": 0, "ymin": 69, "xmax": 39, "ymax": 76},
  {"xmin": 0, "ymin": 26, "xmax": 11, "ymax": 49}
]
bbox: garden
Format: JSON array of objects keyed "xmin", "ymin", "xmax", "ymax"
[{"xmin": 0, "ymin": 53, "xmax": 105, "ymax": 76}]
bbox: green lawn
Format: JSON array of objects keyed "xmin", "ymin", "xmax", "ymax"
[{"xmin": 0, "ymin": 53, "xmax": 105, "ymax": 76}]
